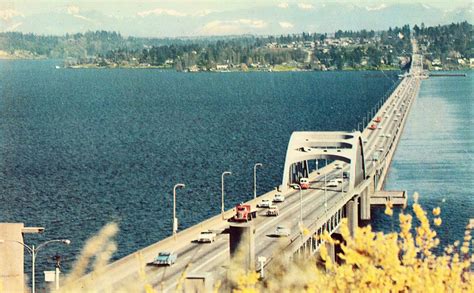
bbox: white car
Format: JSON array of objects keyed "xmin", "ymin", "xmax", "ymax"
[
  {"xmin": 197, "ymin": 231, "xmax": 217, "ymax": 243},
  {"xmin": 327, "ymin": 179, "xmax": 339, "ymax": 187},
  {"xmin": 274, "ymin": 226, "xmax": 291, "ymax": 237},
  {"xmin": 257, "ymin": 199, "xmax": 271, "ymax": 208},
  {"xmin": 266, "ymin": 205, "xmax": 279, "ymax": 216},
  {"xmin": 377, "ymin": 125, "xmax": 383, "ymax": 129},
  {"xmin": 273, "ymin": 194, "xmax": 285, "ymax": 203}
]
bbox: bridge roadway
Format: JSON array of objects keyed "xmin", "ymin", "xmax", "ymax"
[{"xmin": 78, "ymin": 57, "xmax": 422, "ymax": 292}]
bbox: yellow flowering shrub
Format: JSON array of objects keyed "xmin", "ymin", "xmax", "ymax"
[{"xmin": 233, "ymin": 201, "xmax": 473, "ymax": 292}]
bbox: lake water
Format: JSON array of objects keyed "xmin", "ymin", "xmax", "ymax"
[
  {"xmin": 2, "ymin": 60, "xmax": 470, "ymax": 284},
  {"xmin": 372, "ymin": 70, "xmax": 473, "ymax": 248}
]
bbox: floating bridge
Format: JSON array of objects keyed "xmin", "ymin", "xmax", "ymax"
[{"xmin": 73, "ymin": 45, "xmax": 424, "ymax": 292}]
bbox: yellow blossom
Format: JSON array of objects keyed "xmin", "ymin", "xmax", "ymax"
[
  {"xmin": 432, "ymin": 207, "xmax": 441, "ymax": 216},
  {"xmin": 434, "ymin": 217, "xmax": 442, "ymax": 226}
]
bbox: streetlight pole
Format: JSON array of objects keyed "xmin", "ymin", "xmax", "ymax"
[
  {"xmin": 0, "ymin": 239, "xmax": 70, "ymax": 293},
  {"xmin": 221, "ymin": 171, "xmax": 232, "ymax": 219},
  {"xmin": 253, "ymin": 163, "xmax": 262, "ymax": 199},
  {"xmin": 173, "ymin": 183, "xmax": 185, "ymax": 238}
]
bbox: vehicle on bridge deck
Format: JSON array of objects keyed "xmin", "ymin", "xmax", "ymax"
[
  {"xmin": 272, "ymin": 193, "xmax": 285, "ymax": 203},
  {"xmin": 299, "ymin": 177, "xmax": 310, "ymax": 189},
  {"xmin": 327, "ymin": 179, "xmax": 339, "ymax": 187},
  {"xmin": 231, "ymin": 204, "xmax": 257, "ymax": 222},
  {"xmin": 274, "ymin": 226, "xmax": 291, "ymax": 237},
  {"xmin": 257, "ymin": 199, "xmax": 271, "ymax": 208},
  {"xmin": 197, "ymin": 231, "xmax": 217, "ymax": 243},
  {"xmin": 369, "ymin": 124, "xmax": 377, "ymax": 130},
  {"xmin": 342, "ymin": 171, "xmax": 350, "ymax": 179},
  {"xmin": 151, "ymin": 252, "xmax": 177, "ymax": 266},
  {"xmin": 374, "ymin": 116, "xmax": 382, "ymax": 123},
  {"xmin": 266, "ymin": 205, "xmax": 279, "ymax": 216},
  {"xmin": 335, "ymin": 163, "xmax": 343, "ymax": 169}
]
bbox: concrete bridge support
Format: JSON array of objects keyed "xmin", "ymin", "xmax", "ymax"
[
  {"xmin": 229, "ymin": 224, "xmax": 256, "ymax": 271},
  {"xmin": 360, "ymin": 190, "xmax": 371, "ymax": 221},
  {"xmin": 324, "ymin": 241, "xmax": 336, "ymax": 264},
  {"xmin": 346, "ymin": 198, "xmax": 358, "ymax": 237}
]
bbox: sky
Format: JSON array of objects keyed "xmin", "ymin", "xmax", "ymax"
[
  {"xmin": 3, "ymin": 0, "xmax": 471, "ymax": 16},
  {"xmin": 0, "ymin": 0, "xmax": 471, "ymax": 37}
]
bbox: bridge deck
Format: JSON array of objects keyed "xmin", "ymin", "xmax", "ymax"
[{"xmin": 371, "ymin": 190, "xmax": 407, "ymax": 206}]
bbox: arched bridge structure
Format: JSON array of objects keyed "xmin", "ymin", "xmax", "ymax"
[{"xmin": 281, "ymin": 131, "xmax": 366, "ymax": 192}]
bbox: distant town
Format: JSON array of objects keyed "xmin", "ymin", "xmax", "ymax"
[{"xmin": 0, "ymin": 21, "xmax": 471, "ymax": 72}]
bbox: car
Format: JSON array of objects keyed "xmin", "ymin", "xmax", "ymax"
[
  {"xmin": 385, "ymin": 134, "xmax": 392, "ymax": 138},
  {"xmin": 151, "ymin": 252, "xmax": 177, "ymax": 266},
  {"xmin": 377, "ymin": 125, "xmax": 383, "ymax": 129},
  {"xmin": 266, "ymin": 205, "xmax": 279, "ymax": 216},
  {"xmin": 377, "ymin": 148, "xmax": 384, "ymax": 152},
  {"xmin": 342, "ymin": 171, "xmax": 350, "ymax": 179},
  {"xmin": 334, "ymin": 163, "xmax": 343, "ymax": 169},
  {"xmin": 273, "ymin": 194, "xmax": 285, "ymax": 203},
  {"xmin": 327, "ymin": 179, "xmax": 339, "ymax": 187},
  {"xmin": 197, "ymin": 231, "xmax": 217, "ymax": 243},
  {"xmin": 299, "ymin": 178, "xmax": 310, "ymax": 189},
  {"xmin": 257, "ymin": 199, "xmax": 271, "ymax": 208},
  {"xmin": 396, "ymin": 113, "xmax": 402, "ymax": 117},
  {"xmin": 274, "ymin": 226, "xmax": 291, "ymax": 237}
]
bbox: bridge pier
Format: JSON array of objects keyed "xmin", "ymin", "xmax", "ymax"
[
  {"xmin": 229, "ymin": 224, "xmax": 256, "ymax": 271},
  {"xmin": 360, "ymin": 190, "xmax": 371, "ymax": 221},
  {"xmin": 346, "ymin": 198, "xmax": 358, "ymax": 237}
]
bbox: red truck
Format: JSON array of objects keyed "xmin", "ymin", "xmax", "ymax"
[{"xmin": 232, "ymin": 204, "xmax": 258, "ymax": 222}]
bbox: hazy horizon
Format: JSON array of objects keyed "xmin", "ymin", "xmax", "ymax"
[{"xmin": 1, "ymin": 1, "xmax": 472, "ymax": 37}]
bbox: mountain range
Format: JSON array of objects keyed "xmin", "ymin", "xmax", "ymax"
[{"xmin": 1, "ymin": 2, "xmax": 471, "ymax": 37}]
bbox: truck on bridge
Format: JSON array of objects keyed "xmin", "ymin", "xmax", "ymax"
[{"xmin": 231, "ymin": 204, "xmax": 258, "ymax": 222}]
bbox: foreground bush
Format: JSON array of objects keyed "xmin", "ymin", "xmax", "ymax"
[
  {"xmin": 59, "ymin": 195, "xmax": 472, "ymax": 292},
  {"xmin": 233, "ymin": 196, "xmax": 472, "ymax": 292}
]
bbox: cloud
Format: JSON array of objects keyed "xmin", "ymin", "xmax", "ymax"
[
  {"xmin": 66, "ymin": 5, "xmax": 80, "ymax": 15},
  {"xmin": 0, "ymin": 9, "xmax": 24, "ymax": 21},
  {"xmin": 3, "ymin": 22, "xmax": 22, "ymax": 31},
  {"xmin": 137, "ymin": 8, "xmax": 187, "ymax": 17},
  {"xmin": 73, "ymin": 14, "xmax": 94, "ymax": 23},
  {"xmin": 193, "ymin": 9, "xmax": 216, "ymax": 17},
  {"xmin": 297, "ymin": 3, "xmax": 314, "ymax": 10},
  {"xmin": 365, "ymin": 4, "xmax": 387, "ymax": 11},
  {"xmin": 198, "ymin": 19, "xmax": 267, "ymax": 35},
  {"xmin": 279, "ymin": 21, "xmax": 294, "ymax": 29},
  {"xmin": 278, "ymin": 2, "xmax": 289, "ymax": 9}
]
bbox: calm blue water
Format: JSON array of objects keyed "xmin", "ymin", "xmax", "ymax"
[
  {"xmin": 1, "ymin": 59, "xmax": 398, "ymax": 281},
  {"xmin": 372, "ymin": 71, "xmax": 473, "ymax": 249}
]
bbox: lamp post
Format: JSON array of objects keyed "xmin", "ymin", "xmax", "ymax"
[
  {"xmin": 0, "ymin": 239, "xmax": 71, "ymax": 293},
  {"xmin": 221, "ymin": 171, "xmax": 232, "ymax": 219},
  {"xmin": 173, "ymin": 183, "xmax": 185, "ymax": 238},
  {"xmin": 253, "ymin": 163, "xmax": 262, "ymax": 199}
]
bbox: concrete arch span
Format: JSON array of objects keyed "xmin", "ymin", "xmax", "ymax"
[{"xmin": 281, "ymin": 131, "xmax": 366, "ymax": 192}]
